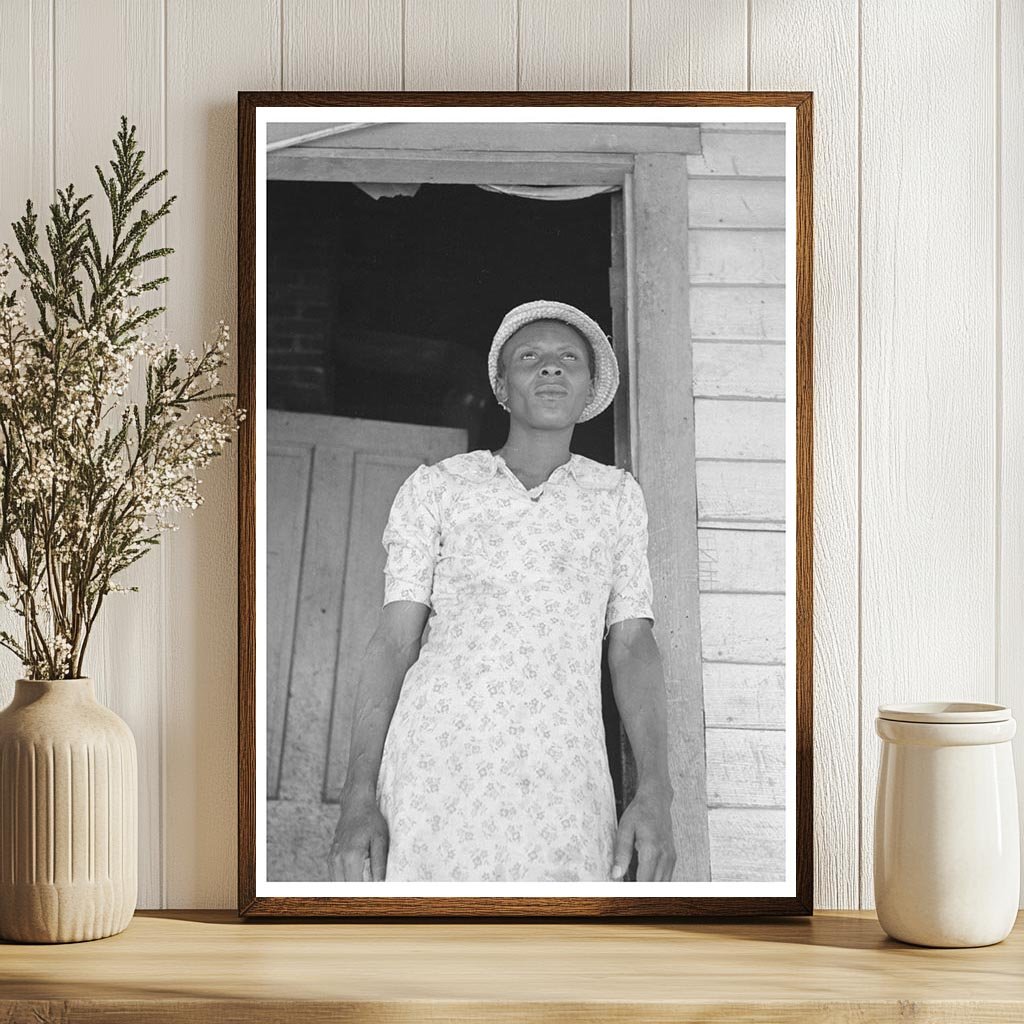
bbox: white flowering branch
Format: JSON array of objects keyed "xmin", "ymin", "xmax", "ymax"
[{"xmin": 0, "ymin": 116, "xmax": 245, "ymax": 680}]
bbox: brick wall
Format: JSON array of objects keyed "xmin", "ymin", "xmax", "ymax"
[{"xmin": 267, "ymin": 188, "xmax": 338, "ymax": 412}]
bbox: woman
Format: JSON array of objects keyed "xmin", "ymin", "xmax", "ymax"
[{"xmin": 329, "ymin": 299, "xmax": 676, "ymax": 883}]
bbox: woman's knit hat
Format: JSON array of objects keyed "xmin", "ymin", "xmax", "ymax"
[{"xmin": 488, "ymin": 300, "xmax": 619, "ymax": 423}]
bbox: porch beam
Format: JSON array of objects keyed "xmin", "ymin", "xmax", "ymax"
[
  {"xmin": 267, "ymin": 147, "xmax": 633, "ymax": 185},
  {"xmin": 290, "ymin": 122, "xmax": 702, "ymax": 155}
]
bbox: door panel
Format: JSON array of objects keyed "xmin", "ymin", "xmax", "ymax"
[
  {"xmin": 266, "ymin": 444, "xmax": 312, "ymax": 799},
  {"xmin": 266, "ymin": 411, "xmax": 466, "ymax": 882}
]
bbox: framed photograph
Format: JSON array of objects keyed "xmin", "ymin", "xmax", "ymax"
[{"xmin": 237, "ymin": 91, "xmax": 813, "ymax": 917}]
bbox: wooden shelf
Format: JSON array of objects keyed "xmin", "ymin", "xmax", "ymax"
[{"xmin": 2, "ymin": 909, "xmax": 1022, "ymax": 1022}]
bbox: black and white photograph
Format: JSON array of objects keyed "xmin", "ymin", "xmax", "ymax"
[{"xmin": 241, "ymin": 96, "xmax": 811, "ymax": 914}]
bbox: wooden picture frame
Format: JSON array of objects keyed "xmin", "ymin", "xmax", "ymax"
[{"xmin": 238, "ymin": 91, "xmax": 813, "ymax": 917}]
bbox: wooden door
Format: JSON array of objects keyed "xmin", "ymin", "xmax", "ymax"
[{"xmin": 266, "ymin": 411, "xmax": 466, "ymax": 881}]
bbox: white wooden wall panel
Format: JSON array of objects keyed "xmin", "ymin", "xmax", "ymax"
[
  {"xmin": 163, "ymin": 0, "xmax": 280, "ymax": 908},
  {"xmin": 0, "ymin": 1, "xmax": 53, "ymax": 697},
  {"xmin": 283, "ymin": 0, "xmax": 402, "ymax": 90},
  {"xmin": 859, "ymin": 1, "xmax": 997, "ymax": 910},
  {"xmin": 750, "ymin": 0, "xmax": 861, "ymax": 909},
  {"xmin": 630, "ymin": 1, "xmax": 746, "ymax": 92},
  {"xmin": 50, "ymin": 0, "xmax": 167, "ymax": 909},
  {"xmin": 404, "ymin": 0, "xmax": 516, "ymax": 90},
  {"xmin": 0, "ymin": 0, "xmax": 51, "ymax": 257},
  {"xmin": 0, "ymin": 0, "xmax": 1016, "ymax": 909},
  {"xmin": 1002, "ymin": 0, "xmax": 1024, "ymax": 906},
  {"xmin": 518, "ymin": 0, "xmax": 628, "ymax": 90}
]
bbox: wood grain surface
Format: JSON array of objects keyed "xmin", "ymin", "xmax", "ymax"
[
  {"xmin": 50, "ymin": 0, "xmax": 167, "ymax": 911},
  {"xmin": 857, "ymin": 1, "xmax": 998, "ymax": 912},
  {"xmin": 166, "ymin": 0, "xmax": 280, "ymax": 912},
  {"xmin": 1, "ymin": 910, "xmax": 1023, "ymax": 1022},
  {"xmin": 1002, "ymin": 0, "xmax": 1024, "ymax": 898}
]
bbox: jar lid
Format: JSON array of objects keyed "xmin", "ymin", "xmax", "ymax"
[{"xmin": 877, "ymin": 701, "xmax": 1011, "ymax": 724}]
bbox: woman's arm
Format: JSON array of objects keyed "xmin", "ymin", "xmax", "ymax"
[
  {"xmin": 606, "ymin": 617, "xmax": 677, "ymax": 882},
  {"xmin": 328, "ymin": 599, "xmax": 429, "ymax": 881}
]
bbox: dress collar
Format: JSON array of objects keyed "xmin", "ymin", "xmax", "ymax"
[{"xmin": 439, "ymin": 449, "xmax": 622, "ymax": 490}]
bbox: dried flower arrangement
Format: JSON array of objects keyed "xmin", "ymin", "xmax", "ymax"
[{"xmin": 0, "ymin": 117, "xmax": 244, "ymax": 680}]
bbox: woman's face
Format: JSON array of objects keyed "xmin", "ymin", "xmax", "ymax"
[{"xmin": 495, "ymin": 320, "xmax": 596, "ymax": 427}]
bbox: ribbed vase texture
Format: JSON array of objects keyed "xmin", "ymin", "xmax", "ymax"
[{"xmin": 0, "ymin": 678, "xmax": 137, "ymax": 942}]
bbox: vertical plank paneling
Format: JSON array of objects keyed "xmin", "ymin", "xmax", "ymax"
[
  {"xmin": 404, "ymin": 0, "xmax": 516, "ymax": 90},
  {"xmin": 0, "ymin": 0, "xmax": 53, "ymax": 698},
  {"xmin": 630, "ymin": 0, "xmax": 746, "ymax": 90},
  {"xmin": 1000, "ymin": 0, "xmax": 1024, "ymax": 905},
  {"xmin": 164, "ymin": 0, "xmax": 279, "ymax": 908},
  {"xmin": 0, "ymin": 0, "xmax": 51, "ymax": 237},
  {"xmin": 750, "ymin": 1, "xmax": 860, "ymax": 909},
  {"xmin": 860, "ymin": 3, "xmax": 997, "ymax": 908},
  {"xmin": 283, "ymin": 0, "xmax": 401, "ymax": 90},
  {"xmin": 518, "ymin": 0, "xmax": 628, "ymax": 90},
  {"xmin": 52, "ymin": 0, "xmax": 165, "ymax": 909},
  {"xmin": 0, "ymin": 0, "xmax": 1013, "ymax": 911}
]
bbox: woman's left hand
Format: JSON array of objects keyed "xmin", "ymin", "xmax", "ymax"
[{"xmin": 611, "ymin": 783, "xmax": 676, "ymax": 882}]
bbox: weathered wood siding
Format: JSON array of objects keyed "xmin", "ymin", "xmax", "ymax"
[{"xmin": 689, "ymin": 124, "xmax": 786, "ymax": 882}]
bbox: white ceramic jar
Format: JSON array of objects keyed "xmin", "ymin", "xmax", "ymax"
[{"xmin": 874, "ymin": 701, "xmax": 1019, "ymax": 947}]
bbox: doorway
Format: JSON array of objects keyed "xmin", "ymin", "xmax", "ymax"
[
  {"xmin": 270, "ymin": 180, "xmax": 614, "ymax": 453},
  {"xmin": 267, "ymin": 178, "xmax": 633, "ymax": 822}
]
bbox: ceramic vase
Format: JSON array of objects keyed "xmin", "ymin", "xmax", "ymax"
[
  {"xmin": 874, "ymin": 701, "xmax": 1019, "ymax": 948},
  {"xmin": 0, "ymin": 677, "xmax": 137, "ymax": 942}
]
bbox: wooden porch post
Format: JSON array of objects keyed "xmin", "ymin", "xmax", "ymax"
[{"xmin": 629, "ymin": 153, "xmax": 710, "ymax": 882}]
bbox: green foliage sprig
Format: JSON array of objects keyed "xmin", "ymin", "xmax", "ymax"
[{"xmin": 0, "ymin": 116, "xmax": 245, "ymax": 679}]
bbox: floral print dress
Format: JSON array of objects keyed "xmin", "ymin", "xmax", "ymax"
[{"xmin": 374, "ymin": 448, "xmax": 655, "ymax": 882}]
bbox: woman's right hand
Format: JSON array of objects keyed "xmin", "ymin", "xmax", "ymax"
[{"xmin": 328, "ymin": 787, "xmax": 389, "ymax": 881}]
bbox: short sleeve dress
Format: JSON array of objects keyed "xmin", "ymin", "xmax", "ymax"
[{"xmin": 374, "ymin": 448, "xmax": 655, "ymax": 882}]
